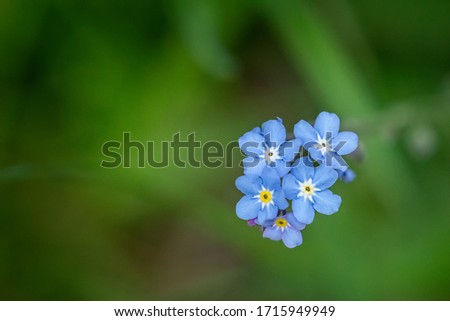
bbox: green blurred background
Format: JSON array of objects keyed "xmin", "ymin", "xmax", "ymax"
[{"xmin": 0, "ymin": 0, "xmax": 449, "ymax": 300}]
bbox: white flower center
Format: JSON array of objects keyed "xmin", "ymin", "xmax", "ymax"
[
  {"xmin": 261, "ymin": 145, "xmax": 281, "ymax": 164},
  {"xmin": 316, "ymin": 134, "xmax": 333, "ymax": 155},
  {"xmin": 297, "ymin": 178, "xmax": 321, "ymax": 203}
]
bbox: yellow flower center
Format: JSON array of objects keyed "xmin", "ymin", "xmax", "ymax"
[
  {"xmin": 298, "ymin": 178, "xmax": 320, "ymax": 202},
  {"xmin": 303, "ymin": 184, "xmax": 314, "ymax": 195},
  {"xmin": 274, "ymin": 218, "xmax": 288, "ymax": 228},
  {"xmin": 259, "ymin": 190, "xmax": 272, "ymax": 203}
]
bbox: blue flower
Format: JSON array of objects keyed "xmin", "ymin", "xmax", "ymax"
[
  {"xmin": 283, "ymin": 157, "xmax": 342, "ymax": 224},
  {"xmin": 337, "ymin": 168, "xmax": 356, "ymax": 183},
  {"xmin": 293, "ymin": 111, "xmax": 358, "ymax": 171},
  {"xmin": 238, "ymin": 118, "xmax": 302, "ymax": 177},
  {"xmin": 262, "ymin": 213, "xmax": 306, "ymax": 248},
  {"xmin": 236, "ymin": 167, "xmax": 288, "ymax": 225}
]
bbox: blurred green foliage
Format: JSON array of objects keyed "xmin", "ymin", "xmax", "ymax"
[{"xmin": 0, "ymin": 0, "xmax": 449, "ymax": 300}]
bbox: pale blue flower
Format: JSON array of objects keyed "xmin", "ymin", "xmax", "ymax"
[
  {"xmin": 294, "ymin": 112, "xmax": 358, "ymax": 171},
  {"xmin": 262, "ymin": 213, "xmax": 306, "ymax": 248},
  {"xmin": 236, "ymin": 167, "xmax": 288, "ymax": 225},
  {"xmin": 239, "ymin": 118, "xmax": 302, "ymax": 177},
  {"xmin": 283, "ymin": 157, "xmax": 341, "ymax": 224}
]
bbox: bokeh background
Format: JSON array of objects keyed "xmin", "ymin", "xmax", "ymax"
[{"xmin": 0, "ymin": 0, "xmax": 449, "ymax": 300}]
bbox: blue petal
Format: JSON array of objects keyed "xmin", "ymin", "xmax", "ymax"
[
  {"xmin": 263, "ymin": 226, "xmax": 282, "ymax": 241},
  {"xmin": 282, "ymin": 173, "xmax": 300, "ymax": 200},
  {"xmin": 332, "ymin": 131, "xmax": 358, "ymax": 155},
  {"xmin": 279, "ymin": 138, "xmax": 302, "ymax": 162},
  {"xmin": 260, "ymin": 217, "xmax": 275, "ymax": 228},
  {"xmin": 235, "ymin": 175, "xmax": 261, "ymax": 195},
  {"xmin": 313, "ymin": 165, "xmax": 338, "ymax": 190},
  {"xmin": 257, "ymin": 205, "xmax": 277, "ymax": 225},
  {"xmin": 262, "ymin": 119, "xmax": 286, "ymax": 147},
  {"xmin": 290, "ymin": 157, "xmax": 314, "ymax": 182},
  {"xmin": 281, "ymin": 227, "xmax": 303, "ymax": 248},
  {"xmin": 236, "ymin": 195, "xmax": 260, "ymax": 220},
  {"xmin": 273, "ymin": 189, "xmax": 288, "ymax": 210},
  {"xmin": 243, "ymin": 157, "xmax": 266, "ymax": 176},
  {"xmin": 273, "ymin": 159, "xmax": 290, "ymax": 177},
  {"xmin": 238, "ymin": 131, "xmax": 265, "ymax": 156},
  {"xmin": 294, "ymin": 119, "xmax": 317, "ymax": 146},
  {"xmin": 261, "ymin": 167, "xmax": 281, "ymax": 190},
  {"xmin": 285, "ymin": 213, "xmax": 306, "ymax": 231},
  {"xmin": 292, "ymin": 198, "xmax": 315, "ymax": 224},
  {"xmin": 313, "ymin": 190, "xmax": 342, "ymax": 215},
  {"xmin": 250, "ymin": 126, "xmax": 261, "ymax": 134},
  {"xmin": 314, "ymin": 111, "xmax": 340, "ymax": 139},
  {"xmin": 329, "ymin": 153, "xmax": 349, "ymax": 171},
  {"xmin": 307, "ymin": 146, "xmax": 325, "ymax": 163},
  {"xmin": 316, "ymin": 151, "xmax": 348, "ymax": 171}
]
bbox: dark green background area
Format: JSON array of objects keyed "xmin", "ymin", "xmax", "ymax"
[{"xmin": 0, "ymin": 0, "xmax": 449, "ymax": 300}]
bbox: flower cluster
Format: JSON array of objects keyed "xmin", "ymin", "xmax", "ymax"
[{"xmin": 235, "ymin": 112, "xmax": 358, "ymax": 248}]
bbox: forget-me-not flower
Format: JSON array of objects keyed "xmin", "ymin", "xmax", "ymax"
[
  {"xmin": 236, "ymin": 167, "xmax": 288, "ymax": 225},
  {"xmin": 239, "ymin": 118, "xmax": 302, "ymax": 177},
  {"xmin": 262, "ymin": 213, "xmax": 306, "ymax": 248},
  {"xmin": 293, "ymin": 112, "xmax": 358, "ymax": 171},
  {"xmin": 283, "ymin": 157, "xmax": 341, "ymax": 224}
]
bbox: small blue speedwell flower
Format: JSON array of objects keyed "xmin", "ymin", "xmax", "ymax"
[
  {"xmin": 235, "ymin": 112, "xmax": 359, "ymax": 249},
  {"xmin": 294, "ymin": 111, "xmax": 358, "ymax": 171},
  {"xmin": 283, "ymin": 157, "xmax": 341, "ymax": 224},
  {"xmin": 262, "ymin": 213, "xmax": 306, "ymax": 248},
  {"xmin": 236, "ymin": 167, "xmax": 288, "ymax": 225},
  {"xmin": 238, "ymin": 118, "xmax": 302, "ymax": 177}
]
